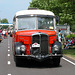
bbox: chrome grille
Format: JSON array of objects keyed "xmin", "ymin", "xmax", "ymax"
[{"xmin": 31, "ymin": 33, "xmax": 49, "ymax": 55}]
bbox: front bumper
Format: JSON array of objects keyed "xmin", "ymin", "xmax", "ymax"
[{"xmin": 15, "ymin": 54, "xmax": 63, "ymax": 61}]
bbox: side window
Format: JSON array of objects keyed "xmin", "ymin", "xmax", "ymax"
[
  {"xmin": 13, "ymin": 16, "xmax": 17, "ymax": 31},
  {"xmin": 13, "ymin": 22, "xmax": 15, "ymax": 31}
]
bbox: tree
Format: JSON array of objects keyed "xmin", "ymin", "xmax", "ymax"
[
  {"xmin": 29, "ymin": 0, "xmax": 75, "ymax": 32},
  {"xmin": 0, "ymin": 19, "xmax": 1, "ymax": 23},
  {"xmin": 71, "ymin": 25, "xmax": 75, "ymax": 32},
  {"xmin": 1, "ymin": 18, "xmax": 9, "ymax": 23},
  {"xmin": 0, "ymin": 18, "xmax": 9, "ymax": 29}
]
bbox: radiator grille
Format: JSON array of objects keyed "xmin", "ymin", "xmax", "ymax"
[{"xmin": 31, "ymin": 33, "xmax": 49, "ymax": 55}]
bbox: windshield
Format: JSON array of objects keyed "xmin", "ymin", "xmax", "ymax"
[
  {"xmin": 18, "ymin": 17, "xmax": 36, "ymax": 30},
  {"xmin": 37, "ymin": 17, "xmax": 54, "ymax": 30},
  {"xmin": 17, "ymin": 16, "xmax": 54, "ymax": 30}
]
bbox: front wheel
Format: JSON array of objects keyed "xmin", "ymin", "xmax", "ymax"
[{"xmin": 14, "ymin": 56, "xmax": 27, "ymax": 67}]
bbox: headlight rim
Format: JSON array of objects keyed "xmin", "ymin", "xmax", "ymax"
[
  {"xmin": 20, "ymin": 45, "xmax": 26, "ymax": 52},
  {"xmin": 53, "ymin": 45, "xmax": 59, "ymax": 51}
]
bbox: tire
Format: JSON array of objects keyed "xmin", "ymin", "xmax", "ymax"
[
  {"xmin": 15, "ymin": 57, "xmax": 20, "ymax": 67},
  {"xmin": 52, "ymin": 58, "xmax": 60, "ymax": 66},
  {"xmin": 15, "ymin": 56, "xmax": 27, "ymax": 67}
]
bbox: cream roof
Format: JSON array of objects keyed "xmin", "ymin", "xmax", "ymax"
[{"xmin": 15, "ymin": 9, "xmax": 55, "ymax": 17}]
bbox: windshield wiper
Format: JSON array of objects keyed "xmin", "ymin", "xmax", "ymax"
[{"xmin": 18, "ymin": 28, "xmax": 27, "ymax": 30}]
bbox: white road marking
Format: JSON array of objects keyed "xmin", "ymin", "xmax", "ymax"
[
  {"xmin": 62, "ymin": 57, "xmax": 75, "ymax": 66},
  {"xmin": 8, "ymin": 35, "xmax": 10, "ymax": 47},
  {"xmin": 7, "ymin": 74, "xmax": 11, "ymax": 75},
  {"xmin": 8, "ymin": 54, "xmax": 10, "ymax": 57},
  {"xmin": 8, "ymin": 49, "xmax": 10, "ymax": 52},
  {"xmin": 8, "ymin": 61, "xmax": 11, "ymax": 65}
]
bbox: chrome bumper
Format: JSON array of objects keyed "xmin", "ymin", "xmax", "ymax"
[{"xmin": 15, "ymin": 54, "xmax": 63, "ymax": 61}]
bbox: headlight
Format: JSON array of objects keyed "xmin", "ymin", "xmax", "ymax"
[
  {"xmin": 53, "ymin": 45, "xmax": 59, "ymax": 51},
  {"xmin": 17, "ymin": 47, "xmax": 20, "ymax": 50},
  {"xmin": 20, "ymin": 45, "xmax": 26, "ymax": 51}
]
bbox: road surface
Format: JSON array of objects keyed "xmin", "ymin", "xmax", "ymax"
[{"xmin": 0, "ymin": 35, "xmax": 75, "ymax": 75}]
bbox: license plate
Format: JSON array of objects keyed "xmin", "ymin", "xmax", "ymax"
[{"xmin": 32, "ymin": 43, "xmax": 40, "ymax": 47}]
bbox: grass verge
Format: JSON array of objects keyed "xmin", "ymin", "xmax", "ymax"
[{"xmin": 63, "ymin": 49, "xmax": 75, "ymax": 60}]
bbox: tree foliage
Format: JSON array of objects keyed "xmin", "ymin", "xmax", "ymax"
[
  {"xmin": 29, "ymin": 0, "xmax": 75, "ymax": 32},
  {"xmin": 0, "ymin": 18, "xmax": 9, "ymax": 29},
  {"xmin": 2, "ymin": 25, "xmax": 8, "ymax": 29},
  {"xmin": 1, "ymin": 18, "xmax": 9, "ymax": 23},
  {"xmin": 66, "ymin": 34, "xmax": 75, "ymax": 39}
]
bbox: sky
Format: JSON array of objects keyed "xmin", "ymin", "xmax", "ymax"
[{"xmin": 0, "ymin": 0, "xmax": 32, "ymax": 23}]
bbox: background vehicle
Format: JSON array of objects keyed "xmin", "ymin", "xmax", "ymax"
[
  {"xmin": 12, "ymin": 8, "xmax": 62, "ymax": 66},
  {"xmin": 0, "ymin": 33, "xmax": 2, "ymax": 42},
  {"xmin": 0, "ymin": 30, "xmax": 2, "ymax": 42}
]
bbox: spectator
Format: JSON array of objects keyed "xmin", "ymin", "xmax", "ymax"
[
  {"xmin": 72, "ymin": 37, "xmax": 75, "ymax": 45},
  {"xmin": 2, "ymin": 29, "xmax": 6, "ymax": 39},
  {"xmin": 64, "ymin": 41, "xmax": 70, "ymax": 49},
  {"xmin": 5, "ymin": 29, "xmax": 8, "ymax": 38},
  {"xmin": 60, "ymin": 29, "xmax": 63, "ymax": 39},
  {"xmin": 68, "ymin": 38, "xmax": 72, "ymax": 46},
  {"xmin": 0, "ymin": 29, "xmax": 2, "ymax": 36},
  {"xmin": 58, "ymin": 29, "xmax": 62, "ymax": 42},
  {"xmin": 64, "ymin": 38, "xmax": 75, "ymax": 49},
  {"xmin": 0, "ymin": 29, "xmax": 2, "ymax": 33}
]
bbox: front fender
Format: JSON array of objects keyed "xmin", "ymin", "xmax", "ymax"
[{"xmin": 52, "ymin": 42, "xmax": 62, "ymax": 54}]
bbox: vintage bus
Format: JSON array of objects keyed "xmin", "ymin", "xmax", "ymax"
[{"xmin": 12, "ymin": 8, "xmax": 62, "ymax": 66}]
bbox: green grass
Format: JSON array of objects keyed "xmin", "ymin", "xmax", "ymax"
[{"xmin": 63, "ymin": 49, "xmax": 75, "ymax": 57}]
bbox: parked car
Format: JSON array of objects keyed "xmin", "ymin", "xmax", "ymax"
[
  {"xmin": 12, "ymin": 8, "xmax": 63, "ymax": 66},
  {"xmin": 0, "ymin": 33, "xmax": 2, "ymax": 42}
]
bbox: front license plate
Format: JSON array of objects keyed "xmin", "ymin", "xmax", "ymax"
[{"xmin": 32, "ymin": 43, "xmax": 40, "ymax": 47}]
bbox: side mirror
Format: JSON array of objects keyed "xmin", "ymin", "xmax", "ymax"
[{"xmin": 56, "ymin": 16, "xmax": 60, "ymax": 24}]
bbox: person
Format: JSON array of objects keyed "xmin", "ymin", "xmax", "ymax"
[
  {"xmin": 63, "ymin": 42, "xmax": 67, "ymax": 49},
  {"xmin": 58, "ymin": 29, "xmax": 62, "ymax": 42},
  {"xmin": 0, "ymin": 29, "xmax": 2, "ymax": 33},
  {"xmin": 68, "ymin": 38, "xmax": 72, "ymax": 46},
  {"xmin": 5, "ymin": 29, "xmax": 8, "ymax": 38},
  {"xmin": 64, "ymin": 38, "xmax": 73, "ymax": 49},
  {"xmin": 73, "ymin": 37, "xmax": 75, "ymax": 45},
  {"xmin": 72, "ymin": 37, "xmax": 75, "ymax": 45},
  {"xmin": 2, "ymin": 29, "xmax": 6, "ymax": 39},
  {"xmin": 60, "ymin": 29, "xmax": 63, "ymax": 39},
  {"xmin": 0, "ymin": 29, "xmax": 2, "ymax": 37},
  {"xmin": 0, "ymin": 29, "xmax": 2, "ymax": 42},
  {"xmin": 65, "ymin": 41, "xmax": 70, "ymax": 49}
]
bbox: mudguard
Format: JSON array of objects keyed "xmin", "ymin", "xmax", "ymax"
[{"xmin": 52, "ymin": 42, "xmax": 62, "ymax": 54}]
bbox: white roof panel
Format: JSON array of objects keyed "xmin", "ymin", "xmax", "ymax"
[{"xmin": 16, "ymin": 9, "xmax": 55, "ymax": 17}]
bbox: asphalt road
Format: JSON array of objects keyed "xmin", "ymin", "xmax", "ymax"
[{"xmin": 0, "ymin": 35, "xmax": 75, "ymax": 75}]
